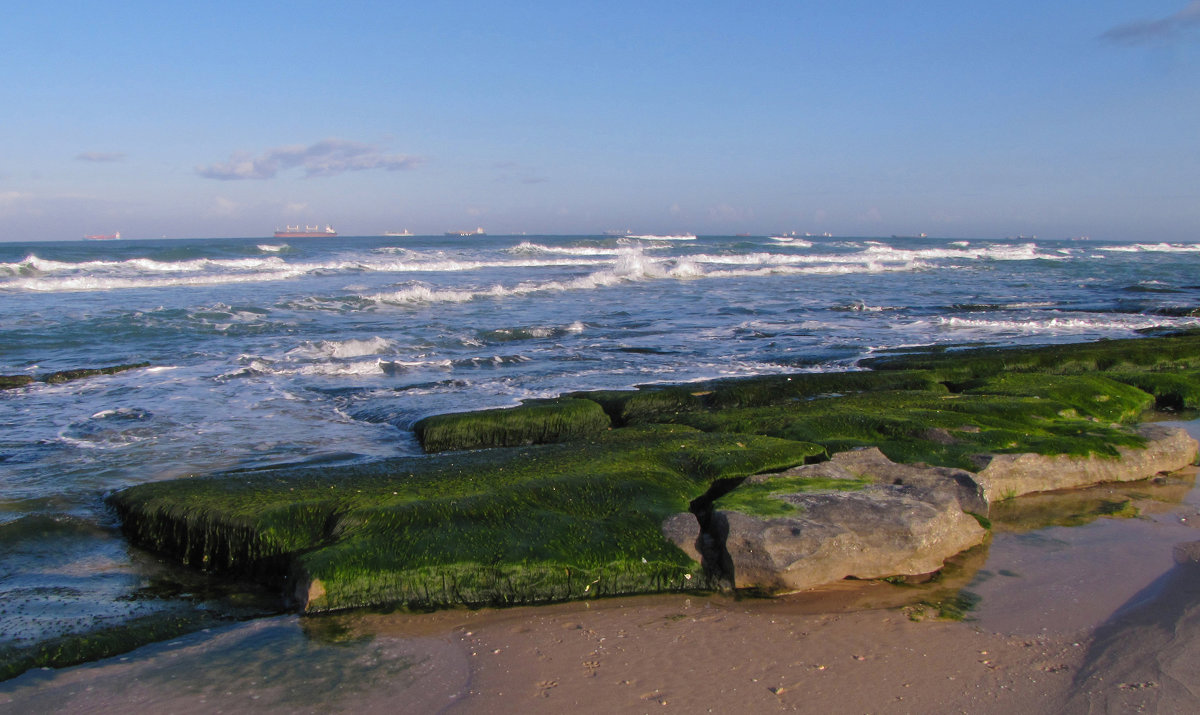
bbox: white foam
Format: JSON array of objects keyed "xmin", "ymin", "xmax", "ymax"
[
  {"xmin": 285, "ymin": 337, "xmax": 397, "ymax": 360},
  {"xmin": 1097, "ymin": 243, "xmax": 1200, "ymax": 253},
  {"xmin": 935, "ymin": 315, "xmax": 1200, "ymax": 333},
  {"xmin": 257, "ymin": 244, "xmax": 289, "ymax": 252},
  {"xmin": 5, "ymin": 270, "xmax": 310, "ymax": 292},
  {"xmin": 508, "ymin": 241, "xmax": 626, "ymax": 256}
]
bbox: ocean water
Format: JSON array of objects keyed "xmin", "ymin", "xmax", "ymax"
[{"xmin": 2, "ymin": 233, "xmax": 1200, "ymax": 661}]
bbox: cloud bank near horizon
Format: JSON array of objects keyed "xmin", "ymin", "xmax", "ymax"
[
  {"xmin": 1102, "ymin": 1, "xmax": 1200, "ymax": 45},
  {"xmin": 197, "ymin": 139, "xmax": 421, "ymax": 180},
  {"xmin": 76, "ymin": 152, "xmax": 126, "ymax": 162}
]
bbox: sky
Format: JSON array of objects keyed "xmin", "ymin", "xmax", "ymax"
[{"xmin": 2, "ymin": 1, "xmax": 1198, "ymax": 242}]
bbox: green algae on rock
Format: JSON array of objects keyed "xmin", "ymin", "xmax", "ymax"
[
  {"xmin": 859, "ymin": 331, "xmax": 1200, "ymax": 378},
  {"xmin": 1, "ymin": 363, "xmax": 151, "ymax": 391},
  {"xmin": 39, "ymin": 362, "xmax": 151, "ymax": 385},
  {"xmin": 413, "ymin": 397, "xmax": 611, "ymax": 452},
  {"xmin": 0, "ymin": 375, "xmax": 34, "ymax": 390},
  {"xmin": 109, "ymin": 426, "xmax": 823, "ymax": 613}
]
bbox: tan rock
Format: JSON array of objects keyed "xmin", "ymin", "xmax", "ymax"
[{"xmin": 974, "ymin": 424, "xmax": 1198, "ymax": 502}]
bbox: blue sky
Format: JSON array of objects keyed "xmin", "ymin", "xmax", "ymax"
[{"xmin": 2, "ymin": 1, "xmax": 1198, "ymax": 241}]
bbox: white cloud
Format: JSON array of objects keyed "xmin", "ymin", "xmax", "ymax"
[
  {"xmin": 76, "ymin": 151, "xmax": 126, "ymax": 162},
  {"xmin": 197, "ymin": 138, "xmax": 421, "ymax": 180},
  {"xmin": 211, "ymin": 196, "xmax": 239, "ymax": 216},
  {"xmin": 1102, "ymin": 1, "xmax": 1200, "ymax": 45}
]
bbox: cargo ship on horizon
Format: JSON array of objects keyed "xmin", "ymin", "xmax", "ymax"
[
  {"xmin": 274, "ymin": 224, "xmax": 337, "ymax": 238},
  {"xmin": 83, "ymin": 231, "xmax": 120, "ymax": 240}
]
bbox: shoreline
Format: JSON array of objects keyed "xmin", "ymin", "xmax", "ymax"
[{"xmin": 4, "ymin": 439, "xmax": 1198, "ymax": 711}]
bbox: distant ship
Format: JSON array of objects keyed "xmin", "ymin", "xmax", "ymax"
[
  {"xmin": 382, "ymin": 230, "xmax": 413, "ymax": 237},
  {"xmin": 274, "ymin": 224, "xmax": 337, "ymax": 238},
  {"xmin": 84, "ymin": 232, "xmax": 120, "ymax": 240},
  {"xmin": 445, "ymin": 227, "xmax": 486, "ymax": 237}
]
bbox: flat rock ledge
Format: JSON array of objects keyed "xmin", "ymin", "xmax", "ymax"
[
  {"xmin": 663, "ymin": 424, "xmax": 1198, "ymax": 594},
  {"xmin": 973, "ymin": 423, "xmax": 1197, "ymax": 502}
]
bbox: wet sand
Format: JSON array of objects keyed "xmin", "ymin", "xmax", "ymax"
[{"xmin": 5, "ymin": 523, "xmax": 1199, "ymax": 714}]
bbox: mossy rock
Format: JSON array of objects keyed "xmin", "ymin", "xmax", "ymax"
[
  {"xmin": 569, "ymin": 387, "xmax": 706, "ymax": 425},
  {"xmin": 110, "ymin": 425, "xmax": 823, "ymax": 612},
  {"xmin": 413, "ymin": 397, "xmax": 612, "ymax": 452},
  {"xmin": 1103, "ymin": 369, "xmax": 1200, "ymax": 411},
  {"xmin": 859, "ymin": 331, "xmax": 1200, "ymax": 377},
  {"xmin": 675, "ymin": 386, "xmax": 1149, "ymax": 471},
  {"xmin": 712, "ymin": 475, "xmax": 871, "ymax": 517},
  {"xmin": 0, "ymin": 375, "xmax": 34, "ymax": 390},
  {"xmin": 959, "ymin": 373, "xmax": 1154, "ymax": 423},
  {"xmin": 695, "ymin": 370, "xmax": 948, "ymax": 410},
  {"xmin": 39, "ymin": 362, "xmax": 150, "ymax": 385}
]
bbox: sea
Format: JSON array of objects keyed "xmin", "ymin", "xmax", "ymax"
[{"xmin": 3, "ymin": 233, "xmax": 1200, "ymax": 682}]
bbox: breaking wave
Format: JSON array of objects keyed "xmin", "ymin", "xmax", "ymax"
[{"xmin": 0, "ymin": 240, "xmax": 1073, "ymax": 294}]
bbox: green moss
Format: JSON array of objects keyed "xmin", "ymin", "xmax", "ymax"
[
  {"xmin": 675, "ymin": 387, "xmax": 1147, "ymax": 471},
  {"xmin": 696, "ymin": 370, "xmax": 948, "ymax": 410},
  {"xmin": 860, "ymin": 331, "xmax": 1200, "ymax": 377},
  {"xmin": 570, "ymin": 371, "xmax": 946, "ymax": 425},
  {"xmin": 1104, "ymin": 369, "xmax": 1200, "ymax": 411},
  {"xmin": 568, "ymin": 387, "xmax": 705, "ymax": 426},
  {"xmin": 960, "ymin": 373, "xmax": 1154, "ymax": 423},
  {"xmin": 712, "ymin": 476, "xmax": 870, "ymax": 517},
  {"xmin": 110, "ymin": 426, "xmax": 823, "ymax": 612},
  {"xmin": 0, "ymin": 613, "xmax": 218, "ymax": 682},
  {"xmin": 413, "ymin": 397, "xmax": 612, "ymax": 452},
  {"xmin": 928, "ymin": 589, "xmax": 982, "ymax": 621}
]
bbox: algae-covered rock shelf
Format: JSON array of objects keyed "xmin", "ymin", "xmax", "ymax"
[
  {"xmin": 110, "ymin": 332, "xmax": 1200, "ymax": 614},
  {"xmin": 110, "ymin": 427, "xmax": 822, "ymax": 612}
]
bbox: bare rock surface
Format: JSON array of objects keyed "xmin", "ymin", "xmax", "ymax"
[
  {"xmin": 974, "ymin": 423, "xmax": 1198, "ymax": 502},
  {"xmin": 665, "ymin": 449, "xmax": 989, "ymax": 592},
  {"xmin": 664, "ymin": 426, "xmax": 1199, "ymax": 594}
]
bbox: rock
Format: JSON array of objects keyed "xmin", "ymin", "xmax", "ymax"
[
  {"xmin": 767, "ymin": 447, "xmax": 989, "ymax": 516},
  {"xmin": 974, "ymin": 424, "xmax": 1198, "ymax": 502},
  {"xmin": 662, "ymin": 429, "xmax": 1199, "ymax": 595},
  {"xmin": 0, "ymin": 375, "xmax": 34, "ymax": 390},
  {"xmin": 39, "ymin": 362, "xmax": 150, "ymax": 385},
  {"xmin": 664, "ymin": 450, "xmax": 989, "ymax": 593}
]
